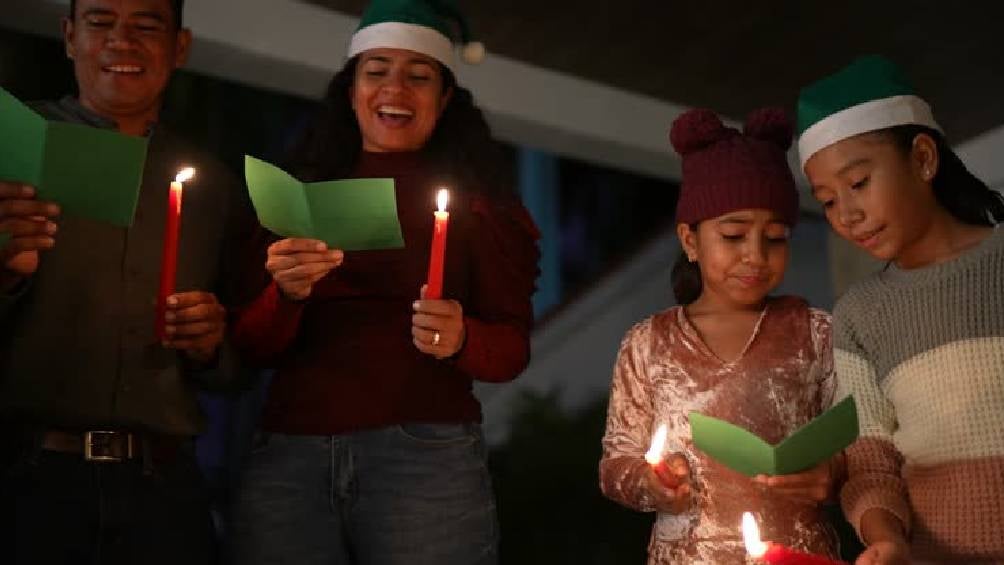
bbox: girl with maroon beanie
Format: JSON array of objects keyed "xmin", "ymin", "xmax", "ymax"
[{"xmin": 600, "ymin": 108, "xmax": 844, "ymax": 563}]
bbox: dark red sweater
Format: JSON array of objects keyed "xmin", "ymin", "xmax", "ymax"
[{"xmin": 233, "ymin": 151, "xmax": 540, "ymax": 434}]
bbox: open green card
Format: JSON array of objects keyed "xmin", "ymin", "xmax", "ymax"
[
  {"xmin": 244, "ymin": 156, "xmax": 405, "ymax": 251},
  {"xmin": 0, "ymin": 87, "xmax": 147, "ymax": 228},
  {"xmin": 689, "ymin": 396, "xmax": 859, "ymax": 476}
]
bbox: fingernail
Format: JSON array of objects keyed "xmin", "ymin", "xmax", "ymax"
[
  {"xmin": 167, "ymin": 296, "xmax": 177, "ymax": 306},
  {"xmin": 413, "ymin": 301, "xmax": 420, "ymax": 310},
  {"xmin": 46, "ymin": 222, "xmax": 58, "ymax": 234},
  {"xmin": 316, "ymin": 242, "xmax": 327, "ymax": 251},
  {"xmin": 22, "ymin": 186, "xmax": 35, "ymax": 197},
  {"xmin": 48, "ymin": 204, "xmax": 61, "ymax": 216}
]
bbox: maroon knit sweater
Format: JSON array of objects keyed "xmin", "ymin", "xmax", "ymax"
[{"xmin": 233, "ymin": 151, "xmax": 540, "ymax": 434}]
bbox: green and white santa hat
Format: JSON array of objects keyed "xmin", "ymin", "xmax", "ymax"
[
  {"xmin": 797, "ymin": 55, "xmax": 942, "ymax": 167},
  {"xmin": 347, "ymin": 0, "xmax": 485, "ymax": 73}
]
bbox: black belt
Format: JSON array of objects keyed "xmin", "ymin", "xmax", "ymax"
[{"xmin": 41, "ymin": 430, "xmax": 182, "ymax": 464}]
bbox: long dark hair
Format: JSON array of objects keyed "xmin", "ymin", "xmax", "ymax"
[
  {"xmin": 671, "ymin": 224, "xmax": 703, "ymax": 305},
  {"xmin": 882, "ymin": 125, "xmax": 1004, "ymax": 226},
  {"xmin": 286, "ymin": 57, "xmax": 515, "ymax": 202}
]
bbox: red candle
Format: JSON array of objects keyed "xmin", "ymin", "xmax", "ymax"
[
  {"xmin": 742, "ymin": 512, "xmax": 846, "ymax": 565},
  {"xmin": 155, "ymin": 167, "xmax": 194, "ymax": 341},
  {"xmin": 645, "ymin": 423, "xmax": 680, "ymax": 487},
  {"xmin": 425, "ymin": 188, "xmax": 449, "ymax": 299}
]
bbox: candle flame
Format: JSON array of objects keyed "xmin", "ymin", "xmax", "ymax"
[
  {"xmin": 742, "ymin": 512, "xmax": 768, "ymax": 558},
  {"xmin": 644, "ymin": 423, "xmax": 668, "ymax": 465},
  {"xmin": 176, "ymin": 167, "xmax": 195, "ymax": 183},
  {"xmin": 436, "ymin": 188, "xmax": 449, "ymax": 212}
]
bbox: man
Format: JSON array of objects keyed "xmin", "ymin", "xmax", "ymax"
[{"xmin": 0, "ymin": 1, "xmax": 256, "ymax": 562}]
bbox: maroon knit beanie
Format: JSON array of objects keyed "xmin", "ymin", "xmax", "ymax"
[{"xmin": 671, "ymin": 107, "xmax": 799, "ymax": 226}]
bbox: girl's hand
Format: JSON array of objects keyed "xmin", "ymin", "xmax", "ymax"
[
  {"xmin": 644, "ymin": 453, "xmax": 692, "ymax": 514},
  {"xmin": 753, "ymin": 453, "xmax": 845, "ymax": 504},
  {"xmin": 855, "ymin": 540, "xmax": 911, "ymax": 565}
]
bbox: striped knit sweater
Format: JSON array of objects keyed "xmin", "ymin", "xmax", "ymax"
[{"xmin": 833, "ymin": 226, "xmax": 1004, "ymax": 562}]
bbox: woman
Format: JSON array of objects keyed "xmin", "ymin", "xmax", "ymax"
[{"xmin": 230, "ymin": 1, "xmax": 539, "ymax": 563}]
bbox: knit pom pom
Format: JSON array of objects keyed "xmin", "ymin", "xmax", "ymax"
[
  {"xmin": 462, "ymin": 41, "xmax": 486, "ymax": 64},
  {"xmin": 744, "ymin": 107, "xmax": 793, "ymax": 151},
  {"xmin": 670, "ymin": 108, "xmax": 733, "ymax": 156}
]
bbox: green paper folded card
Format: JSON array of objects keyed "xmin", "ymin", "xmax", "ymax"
[
  {"xmin": 689, "ymin": 396, "xmax": 859, "ymax": 477},
  {"xmin": 0, "ymin": 87, "xmax": 148, "ymax": 229},
  {"xmin": 244, "ymin": 156, "xmax": 405, "ymax": 251}
]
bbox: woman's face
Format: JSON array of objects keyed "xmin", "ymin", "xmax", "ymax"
[
  {"xmin": 351, "ymin": 48, "xmax": 452, "ymax": 153},
  {"xmin": 678, "ymin": 209, "xmax": 790, "ymax": 308},
  {"xmin": 804, "ymin": 131, "xmax": 938, "ymax": 262}
]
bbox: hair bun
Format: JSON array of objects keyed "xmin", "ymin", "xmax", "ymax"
[
  {"xmin": 744, "ymin": 107, "xmax": 793, "ymax": 151},
  {"xmin": 670, "ymin": 108, "xmax": 734, "ymax": 156}
]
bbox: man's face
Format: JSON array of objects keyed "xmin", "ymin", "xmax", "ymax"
[{"xmin": 64, "ymin": 0, "xmax": 190, "ymax": 124}]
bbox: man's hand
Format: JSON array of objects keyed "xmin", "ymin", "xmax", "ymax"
[
  {"xmin": 163, "ymin": 291, "xmax": 225, "ymax": 362},
  {"xmin": 0, "ymin": 182, "xmax": 60, "ymax": 280}
]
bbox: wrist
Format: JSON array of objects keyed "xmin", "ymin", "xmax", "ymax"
[
  {"xmin": 860, "ymin": 508, "xmax": 908, "ymax": 546},
  {"xmin": 275, "ymin": 281, "xmax": 308, "ymax": 303},
  {"xmin": 449, "ymin": 322, "xmax": 468, "ymax": 359}
]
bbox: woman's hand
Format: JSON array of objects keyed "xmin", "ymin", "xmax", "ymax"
[
  {"xmin": 265, "ymin": 238, "xmax": 343, "ymax": 301},
  {"xmin": 753, "ymin": 453, "xmax": 845, "ymax": 504},
  {"xmin": 645, "ymin": 453, "xmax": 692, "ymax": 514},
  {"xmin": 412, "ymin": 285, "xmax": 466, "ymax": 359}
]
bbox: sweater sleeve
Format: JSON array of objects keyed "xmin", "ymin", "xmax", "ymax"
[
  {"xmin": 229, "ymin": 226, "xmax": 307, "ymax": 367},
  {"xmin": 833, "ymin": 304, "xmax": 912, "ymax": 539},
  {"xmin": 599, "ymin": 320, "xmax": 659, "ymax": 512},
  {"xmin": 809, "ymin": 307, "xmax": 836, "ymax": 412},
  {"xmin": 453, "ymin": 196, "xmax": 540, "ymax": 383}
]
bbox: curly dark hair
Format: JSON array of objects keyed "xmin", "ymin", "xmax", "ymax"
[
  {"xmin": 286, "ymin": 57, "xmax": 516, "ymax": 202},
  {"xmin": 70, "ymin": 0, "xmax": 185, "ymax": 29}
]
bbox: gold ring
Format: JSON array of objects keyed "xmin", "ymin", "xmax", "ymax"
[{"xmin": 432, "ymin": 332, "xmax": 441, "ymax": 346}]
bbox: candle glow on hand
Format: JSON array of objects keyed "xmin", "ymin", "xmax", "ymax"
[
  {"xmin": 742, "ymin": 512, "xmax": 769, "ymax": 558},
  {"xmin": 645, "ymin": 423, "xmax": 668, "ymax": 465}
]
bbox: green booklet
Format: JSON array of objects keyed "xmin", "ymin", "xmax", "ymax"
[
  {"xmin": 689, "ymin": 396, "xmax": 859, "ymax": 477},
  {"xmin": 0, "ymin": 87, "xmax": 147, "ymax": 229},
  {"xmin": 244, "ymin": 156, "xmax": 405, "ymax": 251}
]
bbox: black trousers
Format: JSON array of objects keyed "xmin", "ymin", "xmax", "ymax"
[{"xmin": 2, "ymin": 442, "xmax": 216, "ymax": 565}]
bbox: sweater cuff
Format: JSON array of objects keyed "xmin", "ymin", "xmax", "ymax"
[{"xmin": 841, "ymin": 482, "xmax": 912, "ymax": 542}]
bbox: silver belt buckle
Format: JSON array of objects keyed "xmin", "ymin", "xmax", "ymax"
[{"xmin": 84, "ymin": 431, "xmax": 131, "ymax": 463}]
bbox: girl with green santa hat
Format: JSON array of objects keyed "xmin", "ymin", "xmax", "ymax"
[
  {"xmin": 229, "ymin": 1, "xmax": 537, "ymax": 564},
  {"xmin": 798, "ymin": 55, "xmax": 1004, "ymax": 564}
]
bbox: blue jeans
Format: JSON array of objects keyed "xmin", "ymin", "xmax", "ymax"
[{"xmin": 230, "ymin": 424, "xmax": 498, "ymax": 565}]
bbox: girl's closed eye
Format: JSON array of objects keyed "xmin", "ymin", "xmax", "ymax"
[{"xmin": 850, "ymin": 176, "xmax": 870, "ymax": 190}]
